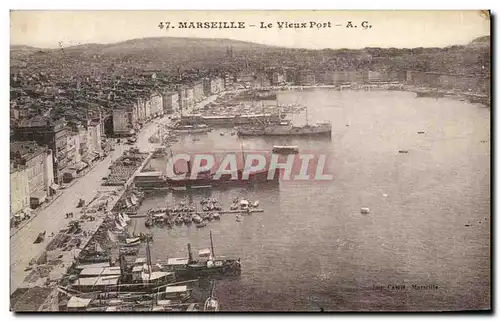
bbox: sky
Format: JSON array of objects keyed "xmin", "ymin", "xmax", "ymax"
[{"xmin": 10, "ymin": 10, "xmax": 490, "ymax": 49}]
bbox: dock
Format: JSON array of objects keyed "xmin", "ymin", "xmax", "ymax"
[
  {"xmin": 219, "ymin": 209, "xmax": 264, "ymax": 214},
  {"xmin": 128, "ymin": 209, "xmax": 264, "ymax": 219}
]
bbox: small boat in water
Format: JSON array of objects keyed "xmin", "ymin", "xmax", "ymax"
[
  {"xmin": 240, "ymin": 200, "xmax": 249, "ymax": 211},
  {"xmin": 204, "ymin": 279, "xmax": 220, "ymax": 311},
  {"xmin": 123, "ymin": 237, "xmax": 141, "ymax": 247},
  {"xmin": 197, "ymin": 222, "xmax": 208, "ymax": 228},
  {"xmin": 272, "ymin": 145, "xmax": 299, "ymax": 154},
  {"xmin": 204, "ymin": 296, "xmax": 219, "ymax": 312},
  {"xmin": 236, "ymin": 215, "xmax": 243, "ymax": 222}
]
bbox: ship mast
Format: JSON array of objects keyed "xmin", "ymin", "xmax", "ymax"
[
  {"xmin": 210, "ymin": 230, "xmax": 215, "ymax": 260},
  {"xmin": 146, "ymin": 238, "xmax": 152, "ymax": 276}
]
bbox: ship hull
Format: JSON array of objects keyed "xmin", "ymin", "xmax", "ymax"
[
  {"xmin": 237, "ymin": 127, "xmax": 332, "ymax": 137},
  {"xmin": 170, "ymin": 128, "xmax": 211, "ymax": 134}
]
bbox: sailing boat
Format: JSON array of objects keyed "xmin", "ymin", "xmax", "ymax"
[
  {"xmin": 203, "ymin": 280, "xmax": 220, "ymax": 312},
  {"xmin": 123, "ymin": 222, "xmax": 142, "ymax": 247}
]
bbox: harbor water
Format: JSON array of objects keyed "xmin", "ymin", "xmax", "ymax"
[{"xmin": 134, "ymin": 89, "xmax": 490, "ymax": 311}]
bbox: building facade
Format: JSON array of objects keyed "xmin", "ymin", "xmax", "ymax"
[
  {"xmin": 296, "ymin": 71, "xmax": 316, "ymax": 86},
  {"xmin": 186, "ymin": 88, "xmax": 195, "ymax": 110},
  {"xmin": 203, "ymin": 77, "xmax": 225, "ymax": 96},
  {"xmin": 162, "ymin": 91, "xmax": 179, "ymax": 114},
  {"xmin": 87, "ymin": 120, "xmax": 103, "ymax": 155},
  {"xmin": 43, "ymin": 149, "xmax": 55, "ymax": 194},
  {"xmin": 10, "ymin": 141, "xmax": 53, "ymax": 209},
  {"xmin": 177, "ymin": 86, "xmax": 189, "ymax": 114},
  {"xmin": 10, "ymin": 164, "xmax": 30, "ymax": 216},
  {"xmin": 112, "ymin": 108, "xmax": 131, "ymax": 135},
  {"xmin": 193, "ymin": 81, "xmax": 205, "ymax": 102},
  {"xmin": 66, "ymin": 130, "xmax": 82, "ymax": 165},
  {"xmin": 149, "ymin": 92, "xmax": 163, "ymax": 117},
  {"xmin": 12, "ymin": 118, "xmax": 68, "ymax": 184}
]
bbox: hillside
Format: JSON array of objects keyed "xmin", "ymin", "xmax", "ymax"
[{"xmin": 10, "ymin": 35, "xmax": 490, "ymax": 78}]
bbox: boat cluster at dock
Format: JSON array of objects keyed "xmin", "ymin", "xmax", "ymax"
[{"xmin": 144, "ymin": 197, "xmax": 261, "ymax": 229}]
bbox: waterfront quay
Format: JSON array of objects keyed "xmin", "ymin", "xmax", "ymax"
[
  {"xmin": 9, "ymin": 92, "xmax": 228, "ymax": 311},
  {"xmin": 9, "ymin": 120, "xmax": 164, "ymax": 311}
]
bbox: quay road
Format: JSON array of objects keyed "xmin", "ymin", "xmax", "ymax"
[
  {"xmin": 9, "ymin": 115, "xmax": 171, "ymax": 295},
  {"xmin": 9, "ymin": 91, "xmax": 223, "ymax": 294}
]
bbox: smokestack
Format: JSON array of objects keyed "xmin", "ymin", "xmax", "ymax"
[
  {"xmin": 187, "ymin": 160, "xmax": 191, "ymax": 174},
  {"xmin": 187, "ymin": 243, "xmax": 193, "ymax": 263}
]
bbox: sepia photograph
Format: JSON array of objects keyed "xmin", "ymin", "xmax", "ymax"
[{"xmin": 8, "ymin": 10, "xmax": 491, "ymax": 312}]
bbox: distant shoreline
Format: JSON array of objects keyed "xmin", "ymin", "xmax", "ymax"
[{"xmin": 259, "ymin": 84, "xmax": 490, "ymax": 107}]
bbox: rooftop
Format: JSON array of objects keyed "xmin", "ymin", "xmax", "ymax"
[
  {"xmin": 10, "ymin": 141, "xmax": 46, "ymax": 163},
  {"xmin": 16, "ymin": 116, "xmax": 65, "ymax": 129}
]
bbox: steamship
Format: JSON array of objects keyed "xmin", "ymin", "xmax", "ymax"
[
  {"xmin": 164, "ymin": 231, "xmax": 241, "ymax": 278},
  {"xmin": 236, "ymin": 105, "xmax": 332, "ymax": 137},
  {"xmin": 236, "ymin": 119, "xmax": 332, "ymax": 137}
]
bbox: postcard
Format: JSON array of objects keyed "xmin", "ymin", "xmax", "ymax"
[{"xmin": 9, "ymin": 10, "xmax": 491, "ymax": 312}]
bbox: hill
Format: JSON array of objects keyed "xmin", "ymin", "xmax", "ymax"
[{"xmin": 10, "ymin": 35, "xmax": 490, "ymax": 78}]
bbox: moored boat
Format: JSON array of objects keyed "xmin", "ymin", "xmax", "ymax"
[
  {"xmin": 272, "ymin": 145, "xmax": 299, "ymax": 154},
  {"xmin": 169, "ymin": 123, "xmax": 211, "ymax": 134},
  {"xmin": 204, "ymin": 296, "xmax": 219, "ymax": 312}
]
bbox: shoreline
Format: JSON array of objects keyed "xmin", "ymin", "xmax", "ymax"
[{"xmin": 260, "ymin": 84, "xmax": 490, "ymax": 106}]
